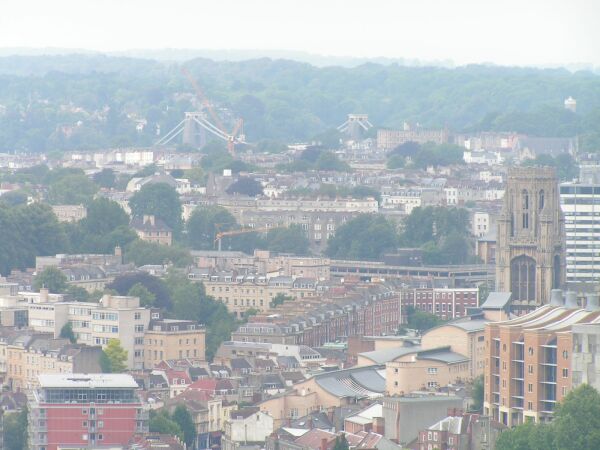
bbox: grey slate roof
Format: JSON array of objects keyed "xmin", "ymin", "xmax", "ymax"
[
  {"xmin": 417, "ymin": 349, "xmax": 469, "ymax": 364},
  {"xmin": 481, "ymin": 292, "xmax": 512, "ymax": 309},
  {"xmin": 314, "ymin": 365, "xmax": 385, "ymax": 399},
  {"xmin": 358, "ymin": 345, "xmax": 422, "ymax": 364}
]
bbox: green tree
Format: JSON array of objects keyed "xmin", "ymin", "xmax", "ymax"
[
  {"xmin": 165, "ymin": 270, "xmax": 236, "ymax": 360},
  {"xmin": 128, "ymin": 282, "xmax": 156, "ymax": 307},
  {"xmin": 387, "ymin": 154, "xmax": 406, "ymax": 169},
  {"xmin": 553, "ymin": 384, "xmax": 600, "ymax": 450},
  {"xmin": 129, "ymin": 183, "xmax": 183, "ymax": 236},
  {"xmin": 350, "ymin": 185, "xmax": 381, "ymax": 204},
  {"xmin": 4, "ymin": 407, "xmax": 28, "ymax": 450},
  {"xmin": 256, "ymin": 139, "xmax": 287, "ymax": 153},
  {"xmin": 34, "ymin": 266, "xmax": 68, "ymax": 293},
  {"xmin": 0, "ymin": 190, "xmax": 29, "ymax": 206},
  {"xmin": 60, "ymin": 322, "xmax": 77, "ymax": 343},
  {"xmin": 226, "ymin": 177, "xmax": 264, "ymax": 197},
  {"xmin": 270, "ymin": 293, "xmax": 293, "ymax": 308},
  {"xmin": 108, "ymin": 272, "xmax": 172, "ymax": 310},
  {"xmin": 93, "ymin": 168, "xmax": 116, "ymax": 188},
  {"xmin": 65, "ymin": 285, "xmax": 91, "ymax": 302},
  {"xmin": 124, "ymin": 240, "xmax": 192, "ymax": 268},
  {"xmin": 407, "ymin": 309, "xmax": 443, "ymax": 333},
  {"xmin": 80, "ymin": 198, "xmax": 129, "ymax": 235},
  {"xmin": 333, "ymin": 434, "xmax": 349, "ymax": 450},
  {"xmin": 266, "ymin": 225, "xmax": 310, "ymax": 255},
  {"xmin": 48, "ymin": 174, "xmax": 99, "ymax": 205},
  {"xmin": 104, "ymin": 338, "xmax": 128, "ymax": 372},
  {"xmin": 495, "ymin": 421, "xmax": 555, "ymax": 450},
  {"xmin": 186, "ymin": 206, "xmax": 237, "ymax": 250},
  {"xmin": 471, "ymin": 375, "xmax": 484, "ymax": 412},
  {"xmin": 185, "ymin": 167, "xmax": 206, "ymax": 185},
  {"xmin": 172, "ymin": 405, "xmax": 197, "ymax": 447},
  {"xmin": 242, "ymin": 308, "xmax": 260, "ymax": 320},
  {"xmin": 315, "ymin": 151, "xmax": 350, "ymax": 171},
  {"xmin": 149, "ymin": 410, "xmax": 183, "ymax": 441},
  {"xmin": 326, "ymin": 214, "xmax": 398, "ymax": 260}
]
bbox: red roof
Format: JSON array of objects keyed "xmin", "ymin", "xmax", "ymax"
[{"xmin": 188, "ymin": 378, "xmax": 234, "ymax": 393}]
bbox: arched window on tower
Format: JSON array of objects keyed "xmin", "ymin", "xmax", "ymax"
[
  {"xmin": 539, "ymin": 190, "xmax": 545, "ymax": 210},
  {"xmin": 511, "ymin": 255, "xmax": 536, "ymax": 301},
  {"xmin": 522, "ymin": 190, "xmax": 529, "ymax": 229}
]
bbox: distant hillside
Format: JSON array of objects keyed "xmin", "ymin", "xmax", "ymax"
[{"xmin": 0, "ymin": 55, "xmax": 599, "ymax": 152}]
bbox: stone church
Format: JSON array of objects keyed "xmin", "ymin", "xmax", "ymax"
[{"xmin": 495, "ymin": 167, "xmax": 565, "ymax": 313}]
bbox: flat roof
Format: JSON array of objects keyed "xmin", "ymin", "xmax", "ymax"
[{"xmin": 38, "ymin": 373, "xmax": 139, "ymax": 389}]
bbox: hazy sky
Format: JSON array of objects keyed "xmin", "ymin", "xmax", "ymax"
[{"xmin": 1, "ymin": 0, "xmax": 599, "ymax": 66}]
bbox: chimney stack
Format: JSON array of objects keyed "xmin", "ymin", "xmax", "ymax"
[
  {"xmin": 372, "ymin": 416, "xmax": 385, "ymax": 435},
  {"xmin": 565, "ymin": 291, "xmax": 579, "ymax": 309},
  {"xmin": 143, "ymin": 215, "xmax": 155, "ymax": 226},
  {"xmin": 550, "ymin": 289, "xmax": 563, "ymax": 306},
  {"xmin": 321, "ymin": 438, "xmax": 328, "ymax": 450},
  {"xmin": 585, "ymin": 293, "xmax": 600, "ymax": 312},
  {"xmin": 40, "ymin": 288, "xmax": 49, "ymax": 302}
]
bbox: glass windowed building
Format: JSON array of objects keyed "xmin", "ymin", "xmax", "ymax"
[
  {"xmin": 28, "ymin": 374, "xmax": 148, "ymax": 450},
  {"xmin": 560, "ymin": 183, "xmax": 600, "ymax": 284}
]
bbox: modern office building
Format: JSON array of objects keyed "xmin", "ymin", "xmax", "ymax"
[
  {"xmin": 28, "ymin": 373, "xmax": 147, "ymax": 450},
  {"xmin": 560, "ymin": 182, "xmax": 600, "ymax": 285},
  {"xmin": 495, "ymin": 167, "xmax": 565, "ymax": 313}
]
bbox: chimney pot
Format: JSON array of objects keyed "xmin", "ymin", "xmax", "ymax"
[
  {"xmin": 550, "ymin": 289, "xmax": 563, "ymax": 306},
  {"xmin": 586, "ymin": 293, "xmax": 600, "ymax": 312},
  {"xmin": 565, "ymin": 291, "xmax": 578, "ymax": 309}
]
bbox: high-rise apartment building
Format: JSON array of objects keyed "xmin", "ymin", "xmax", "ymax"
[
  {"xmin": 495, "ymin": 167, "xmax": 565, "ymax": 313},
  {"xmin": 484, "ymin": 290, "xmax": 600, "ymax": 427},
  {"xmin": 28, "ymin": 373, "xmax": 148, "ymax": 450},
  {"xmin": 560, "ymin": 182, "xmax": 600, "ymax": 285},
  {"xmin": 26, "ymin": 294, "xmax": 151, "ymax": 369}
]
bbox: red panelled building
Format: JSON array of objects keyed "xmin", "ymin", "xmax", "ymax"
[{"xmin": 29, "ymin": 374, "xmax": 148, "ymax": 450}]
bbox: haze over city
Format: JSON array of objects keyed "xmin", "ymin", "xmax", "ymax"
[
  {"xmin": 1, "ymin": 1, "xmax": 600, "ymax": 450},
  {"xmin": 1, "ymin": 0, "xmax": 600, "ymax": 67}
]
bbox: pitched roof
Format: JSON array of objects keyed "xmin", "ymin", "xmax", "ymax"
[
  {"xmin": 358, "ymin": 346, "xmax": 421, "ymax": 364},
  {"xmin": 481, "ymin": 292, "xmax": 512, "ymax": 309}
]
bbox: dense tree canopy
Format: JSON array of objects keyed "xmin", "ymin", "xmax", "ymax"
[
  {"xmin": 33, "ymin": 266, "xmax": 68, "ymax": 293},
  {"xmin": 326, "ymin": 214, "xmax": 399, "ymax": 260},
  {"xmin": 399, "ymin": 206, "xmax": 473, "ymax": 265},
  {"xmin": 165, "ymin": 270, "xmax": 237, "ymax": 360},
  {"xmin": 129, "ymin": 183, "xmax": 183, "ymax": 236},
  {"xmin": 108, "ymin": 272, "xmax": 172, "ymax": 310},
  {"xmin": 124, "ymin": 240, "xmax": 192, "ymax": 268},
  {"xmin": 149, "ymin": 410, "xmax": 183, "ymax": 441},
  {"xmin": 103, "ymin": 339, "xmax": 128, "ymax": 373},
  {"xmin": 226, "ymin": 176, "xmax": 264, "ymax": 197},
  {"xmin": 495, "ymin": 384, "xmax": 600, "ymax": 450},
  {"xmin": 47, "ymin": 173, "xmax": 99, "ymax": 205},
  {"xmin": 4, "ymin": 407, "xmax": 28, "ymax": 450},
  {"xmin": 3, "ymin": 56, "xmax": 599, "ymax": 153}
]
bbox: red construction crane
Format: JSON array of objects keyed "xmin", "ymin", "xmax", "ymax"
[{"xmin": 181, "ymin": 67, "xmax": 244, "ymax": 156}]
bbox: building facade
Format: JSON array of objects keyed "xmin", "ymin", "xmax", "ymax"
[
  {"xmin": 28, "ymin": 374, "xmax": 147, "ymax": 450},
  {"xmin": 483, "ymin": 291, "xmax": 600, "ymax": 427},
  {"xmin": 495, "ymin": 167, "xmax": 565, "ymax": 312},
  {"xmin": 560, "ymin": 182, "xmax": 600, "ymax": 285},
  {"xmin": 144, "ymin": 319, "xmax": 206, "ymax": 367}
]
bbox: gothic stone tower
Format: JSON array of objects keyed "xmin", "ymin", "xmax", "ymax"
[{"xmin": 496, "ymin": 167, "xmax": 565, "ymax": 313}]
